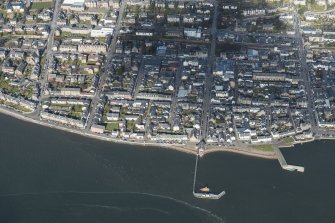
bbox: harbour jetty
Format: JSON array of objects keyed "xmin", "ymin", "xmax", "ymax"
[
  {"xmin": 193, "ymin": 190, "xmax": 226, "ymax": 200},
  {"xmin": 192, "ymin": 148, "xmax": 226, "ymax": 200},
  {"xmin": 274, "ymin": 146, "xmax": 305, "ymax": 173},
  {"xmin": 196, "ymin": 140, "xmax": 206, "ymax": 157}
]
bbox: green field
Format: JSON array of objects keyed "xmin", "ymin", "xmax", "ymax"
[
  {"xmin": 30, "ymin": 2, "xmax": 53, "ymax": 10},
  {"xmin": 0, "ymin": 75, "xmax": 34, "ymax": 98},
  {"xmin": 0, "ymin": 100, "xmax": 32, "ymax": 113},
  {"xmin": 253, "ymin": 145, "xmax": 274, "ymax": 152},
  {"xmin": 310, "ymin": 3, "xmax": 326, "ymax": 12},
  {"xmin": 106, "ymin": 122, "xmax": 119, "ymax": 131},
  {"xmin": 282, "ymin": 136, "xmax": 295, "ymax": 145},
  {"xmin": 127, "ymin": 120, "xmax": 135, "ymax": 130}
]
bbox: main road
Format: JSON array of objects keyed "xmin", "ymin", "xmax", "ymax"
[
  {"xmin": 169, "ymin": 60, "xmax": 183, "ymax": 127},
  {"xmin": 85, "ymin": 0, "xmax": 128, "ymax": 130},
  {"xmin": 293, "ymin": 12, "xmax": 316, "ymax": 128},
  {"xmin": 200, "ymin": 2, "xmax": 218, "ymax": 142},
  {"xmin": 34, "ymin": 0, "xmax": 62, "ymax": 118},
  {"xmin": 131, "ymin": 53, "xmax": 145, "ymax": 98}
]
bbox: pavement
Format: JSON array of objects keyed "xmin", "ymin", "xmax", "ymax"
[
  {"xmin": 200, "ymin": 2, "xmax": 218, "ymax": 142},
  {"xmin": 35, "ymin": 0, "xmax": 62, "ymax": 118},
  {"xmin": 85, "ymin": 0, "xmax": 128, "ymax": 131},
  {"xmin": 293, "ymin": 12, "xmax": 317, "ymax": 128}
]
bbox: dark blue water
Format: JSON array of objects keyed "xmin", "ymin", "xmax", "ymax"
[{"xmin": 0, "ymin": 113, "xmax": 334, "ymax": 223}]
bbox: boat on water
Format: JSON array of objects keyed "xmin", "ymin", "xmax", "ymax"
[{"xmin": 200, "ymin": 186, "xmax": 210, "ymax": 192}]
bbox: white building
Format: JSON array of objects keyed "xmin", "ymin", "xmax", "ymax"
[
  {"xmin": 167, "ymin": 15, "xmax": 180, "ymax": 23},
  {"xmin": 61, "ymin": 0, "xmax": 85, "ymax": 11},
  {"xmin": 91, "ymin": 28, "xmax": 114, "ymax": 37},
  {"xmin": 315, "ymin": 0, "xmax": 327, "ymax": 6},
  {"xmin": 41, "ymin": 112, "xmax": 85, "ymax": 128},
  {"xmin": 107, "ymin": 112, "xmax": 119, "ymax": 121},
  {"xmin": 184, "ymin": 28, "xmax": 202, "ymax": 38},
  {"xmin": 91, "ymin": 124, "xmax": 105, "ymax": 134},
  {"xmin": 293, "ymin": 0, "xmax": 306, "ymax": 6},
  {"xmin": 135, "ymin": 30, "xmax": 153, "ymax": 36}
]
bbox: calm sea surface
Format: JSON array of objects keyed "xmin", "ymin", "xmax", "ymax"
[{"xmin": 0, "ymin": 113, "xmax": 334, "ymax": 223}]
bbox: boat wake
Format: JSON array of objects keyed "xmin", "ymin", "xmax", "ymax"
[
  {"xmin": 76, "ymin": 203, "xmax": 171, "ymax": 215},
  {"xmin": 0, "ymin": 191, "xmax": 225, "ymax": 223}
]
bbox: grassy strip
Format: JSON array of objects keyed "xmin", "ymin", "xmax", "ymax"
[
  {"xmin": 106, "ymin": 122, "xmax": 119, "ymax": 131},
  {"xmin": 252, "ymin": 144, "xmax": 274, "ymax": 152},
  {"xmin": 282, "ymin": 136, "xmax": 295, "ymax": 145},
  {"xmin": 0, "ymin": 100, "xmax": 32, "ymax": 113},
  {"xmin": 0, "ymin": 75, "xmax": 34, "ymax": 98},
  {"xmin": 30, "ymin": 2, "xmax": 53, "ymax": 10}
]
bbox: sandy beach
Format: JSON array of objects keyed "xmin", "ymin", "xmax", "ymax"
[
  {"xmin": 205, "ymin": 147, "xmax": 277, "ymax": 159},
  {"xmin": 0, "ymin": 106, "xmax": 199, "ymax": 155},
  {"xmin": 0, "ymin": 106, "xmax": 306, "ymax": 160}
]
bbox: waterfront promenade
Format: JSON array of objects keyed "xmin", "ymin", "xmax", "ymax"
[
  {"xmin": 0, "ymin": 104, "xmax": 332, "ymax": 167},
  {"xmin": 0, "ymin": 106, "xmax": 197, "ymax": 155}
]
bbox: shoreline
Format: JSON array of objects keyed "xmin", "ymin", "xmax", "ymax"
[
  {"xmin": 0, "ymin": 106, "xmax": 198, "ymax": 155},
  {"xmin": 205, "ymin": 147, "xmax": 277, "ymax": 160},
  {"xmin": 0, "ymin": 106, "xmax": 329, "ymax": 159}
]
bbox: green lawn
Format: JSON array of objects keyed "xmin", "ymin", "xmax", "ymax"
[
  {"xmin": 253, "ymin": 145, "xmax": 274, "ymax": 152},
  {"xmin": 0, "ymin": 75, "xmax": 34, "ymax": 98},
  {"xmin": 0, "ymin": 100, "xmax": 32, "ymax": 113},
  {"xmin": 282, "ymin": 136, "xmax": 295, "ymax": 145},
  {"xmin": 59, "ymin": 32, "xmax": 90, "ymax": 38},
  {"xmin": 0, "ymin": 9, "xmax": 7, "ymax": 18},
  {"xmin": 30, "ymin": 2, "xmax": 53, "ymax": 10},
  {"xmin": 106, "ymin": 122, "xmax": 119, "ymax": 131},
  {"xmin": 68, "ymin": 105, "xmax": 83, "ymax": 119},
  {"xmin": 72, "ymin": 104, "xmax": 83, "ymax": 113},
  {"xmin": 127, "ymin": 120, "xmax": 135, "ymax": 130},
  {"xmin": 68, "ymin": 111, "xmax": 82, "ymax": 119},
  {"xmin": 310, "ymin": 3, "xmax": 326, "ymax": 12}
]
